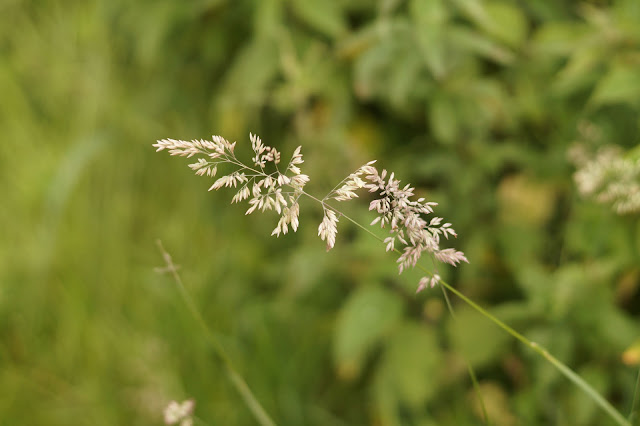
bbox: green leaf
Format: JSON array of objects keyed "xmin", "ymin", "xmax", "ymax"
[
  {"xmin": 337, "ymin": 23, "xmax": 380, "ymax": 60},
  {"xmin": 447, "ymin": 306, "xmax": 511, "ymax": 368},
  {"xmin": 333, "ymin": 285, "xmax": 403, "ymax": 380},
  {"xmin": 452, "ymin": 0, "xmax": 492, "ymax": 26},
  {"xmin": 613, "ymin": 0, "xmax": 640, "ymax": 39},
  {"xmin": 449, "ymin": 26, "xmax": 515, "ymax": 64},
  {"xmin": 214, "ymin": 37, "xmax": 280, "ymax": 134},
  {"xmin": 590, "ymin": 64, "xmax": 640, "ymax": 107},
  {"xmin": 353, "ymin": 35, "xmax": 395, "ymax": 100},
  {"xmin": 387, "ymin": 49, "xmax": 424, "ymax": 110},
  {"xmin": 378, "ymin": 322, "xmax": 443, "ymax": 408},
  {"xmin": 218, "ymin": 38, "xmax": 280, "ymax": 104},
  {"xmin": 454, "ymin": 0, "xmax": 528, "ymax": 48},
  {"xmin": 352, "ymin": 20, "xmax": 416, "ymax": 102},
  {"xmin": 410, "ymin": 0, "xmax": 448, "ymax": 26},
  {"xmin": 254, "ymin": 0, "xmax": 284, "ymax": 38},
  {"xmin": 477, "ymin": 1, "xmax": 528, "ymax": 48},
  {"xmin": 532, "ymin": 22, "xmax": 591, "ymax": 57},
  {"xmin": 410, "ymin": 0, "xmax": 450, "ymax": 78},
  {"xmin": 429, "ymin": 94, "xmax": 460, "ymax": 144},
  {"xmin": 289, "ymin": 0, "xmax": 346, "ymax": 39},
  {"xmin": 552, "ymin": 47, "xmax": 603, "ymax": 96}
]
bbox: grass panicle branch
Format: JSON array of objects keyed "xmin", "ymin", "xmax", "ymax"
[
  {"xmin": 155, "ymin": 240, "xmax": 276, "ymax": 426},
  {"xmin": 154, "ymin": 134, "xmax": 466, "ymax": 292}
]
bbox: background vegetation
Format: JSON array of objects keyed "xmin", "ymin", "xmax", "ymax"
[{"xmin": 2, "ymin": 0, "xmax": 639, "ymax": 424}]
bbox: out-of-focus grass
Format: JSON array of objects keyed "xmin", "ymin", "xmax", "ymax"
[
  {"xmin": 1, "ymin": 3, "xmax": 378, "ymax": 423},
  {"xmin": 0, "ymin": 2, "xmax": 299, "ymax": 425}
]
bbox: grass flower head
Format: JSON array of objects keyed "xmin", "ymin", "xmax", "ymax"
[{"xmin": 154, "ymin": 133, "xmax": 467, "ymax": 292}]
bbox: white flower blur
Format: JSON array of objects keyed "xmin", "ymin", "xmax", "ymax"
[{"xmin": 163, "ymin": 399, "xmax": 195, "ymax": 426}]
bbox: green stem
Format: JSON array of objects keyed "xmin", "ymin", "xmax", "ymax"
[
  {"xmin": 439, "ymin": 284, "xmax": 490, "ymax": 425},
  {"xmin": 629, "ymin": 367, "xmax": 640, "ymax": 423},
  {"xmin": 432, "ymin": 275, "xmax": 630, "ymax": 426},
  {"xmin": 156, "ymin": 240, "xmax": 277, "ymax": 426}
]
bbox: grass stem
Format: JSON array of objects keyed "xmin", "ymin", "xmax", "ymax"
[{"xmin": 156, "ymin": 240, "xmax": 277, "ymax": 426}]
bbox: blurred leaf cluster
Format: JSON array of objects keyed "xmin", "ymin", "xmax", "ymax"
[{"xmin": 1, "ymin": 0, "xmax": 639, "ymax": 425}]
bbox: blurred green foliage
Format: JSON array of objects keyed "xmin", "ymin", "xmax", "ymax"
[{"xmin": 1, "ymin": 0, "xmax": 640, "ymax": 425}]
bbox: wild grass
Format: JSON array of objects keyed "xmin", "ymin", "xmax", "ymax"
[{"xmin": 154, "ymin": 133, "xmax": 638, "ymax": 426}]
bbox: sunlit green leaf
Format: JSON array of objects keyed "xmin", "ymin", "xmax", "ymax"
[
  {"xmin": 254, "ymin": 0, "xmax": 284, "ymax": 38},
  {"xmin": 410, "ymin": 0, "xmax": 450, "ymax": 79},
  {"xmin": 476, "ymin": 1, "xmax": 528, "ymax": 48},
  {"xmin": 447, "ymin": 307, "xmax": 511, "ymax": 368},
  {"xmin": 429, "ymin": 94, "xmax": 459, "ymax": 144},
  {"xmin": 378, "ymin": 323, "xmax": 443, "ymax": 408},
  {"xmin": 452, "ymin": 0, "xmax": 491, "ymax": 26},
  {"xmin": 410, "ymin": 0, "xmax": 448, "ymax": 26},
  {"xmin": 449, "ymin": 26, "xmax": 514, "ymax": 64},
  {"xmin": 552, "ymin": 47, "xmax": 604, "ymax": 96},
  {"xmin": 532, "ymin": 22, "xmax": 591, "ymax": 56},
  {"xmin": 217, "ymin": 38, "xmax": 280, "ymax": 104},
  {"xmin": 590, "ymin": 64, "xmax": 640, "ymax": 107},
  {"xmin": 333, "ymin": 285, "xmax": 403, "ymax": 380},
  {"xmin": 289, "ymin": 0, "xmax": 346, "ymax": 39}
]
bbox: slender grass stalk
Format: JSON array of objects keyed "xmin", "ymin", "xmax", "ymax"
[
  {"xmin": 155, "ymin": 240, "xmax": 277, "ymax": 426},
  {"xmin": 630, "ymin": 367, "xmax": 640, "ymax": 424},
  {"xmin": 433, "ymin": 275, "xmax": 631, "ymax": 426},
  {"xmin": 439, "ymin": 285, "xmax": 491, "ymax": 425}
]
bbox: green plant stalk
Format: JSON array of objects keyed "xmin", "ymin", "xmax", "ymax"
[
  {"xmin": 156, "ymin": 240, "xmax": 277, "ymax": 426},
  {"xmin": 439, "ymin": 284, "xmax": 490, "ymax": 425},
  {"xmin": 435, "ymin": 278, "xmax": 630, "ymax": 426},
  {"xmin": 305, "ymin": 194, "xmax": 631, "ymax": 426},
  {"xmin": 628, "ymin": 367, "xmax": 640, "ymax": 423}
]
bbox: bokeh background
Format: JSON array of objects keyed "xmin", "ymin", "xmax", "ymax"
[{"xmin": 2, "ymin": 0, "xmax": 640, "ymax": 425}]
